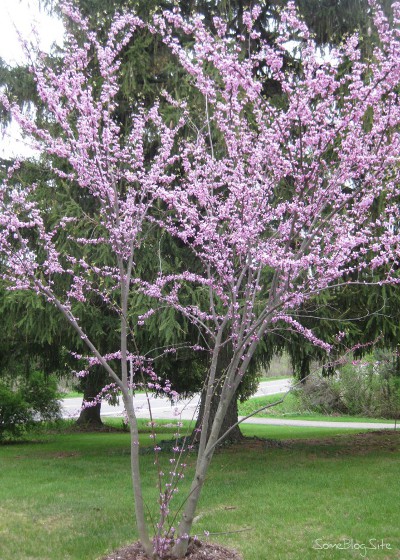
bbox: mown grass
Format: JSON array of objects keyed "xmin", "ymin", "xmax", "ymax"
[
  {"xmin": 238, "ymin": 392, "xmax": 398, "ymax": 423},
  {"xmin": 60, "ymin": 390, "xmax": 84, "ymax": 399},
  {"xmin": 1, "ymin": 421, "xmax": 399, "ymax": 560},
  {"xmin": 259, "ymin": 374, "xmax": 293, "ymax": 382}
]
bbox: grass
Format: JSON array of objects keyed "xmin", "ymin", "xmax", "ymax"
[
  {"xmin": 238, "ymin": 393, "xmax": 398, "ymax": 423},
  {"xmin": 260, "ymin": 353, "xmax": 293, "ymax": 378},
  {"xmin": 60, "ymin": 390, "xmax": 84, "ymax": 399},
  {"xmin": 259, "ymin": 374, "xmax": 292, "ymax": 382},
  {"xmin": 1, "ymin": 421, "xmax": 399, "ymax": 560}
]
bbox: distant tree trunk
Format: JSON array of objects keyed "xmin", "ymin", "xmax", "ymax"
[
  {"xmin": 76, "ymin": 366, "xmax": 104, "ymax": 427},
  {"xmin": 194, "ymin": 344, "xmax": 243, "ymax": 444},
  {"xmin": 299, "ymin": 355, "xmax": 310, "ymax": 383}
]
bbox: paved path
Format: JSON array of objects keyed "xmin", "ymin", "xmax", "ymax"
[
  {"xmin": 241, "ymin": 417, "xmax": 397, "ymax": 429},
  {"xmin": 61, "ymin": 378, "xmax": 291, "ymax": 421},
  {"xmin": 61, "ymin": 378, "xmax": 398, "ymax": 430}
]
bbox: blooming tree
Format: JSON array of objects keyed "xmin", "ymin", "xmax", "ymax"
[
  {"xmin": 2, "ymin": 1, "xmax": 400, "ymax": 558},
  {"xmin": 152, "ymin": 1, "xmax": 400, "ymax": 554},
  {"xmin": 0, "ymin": 4, "xmax": 184, "ymax": 556}
]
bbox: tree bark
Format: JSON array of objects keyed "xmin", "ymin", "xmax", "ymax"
[
  {"xmin": 76, "ymin": 366, "xmax": 105, "ymax": 427},
  {"xmin": 194, "ymin": 344, "xmax": 243, "ymax": 444}
]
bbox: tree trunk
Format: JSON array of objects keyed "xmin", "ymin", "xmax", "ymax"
[
  {"xmin": 76, "ymin": 366, "xmax": 105, "ymax": 427},
  {"xmin": 194, "ymin": 344, "xmax": 243, "ymax": 444}
]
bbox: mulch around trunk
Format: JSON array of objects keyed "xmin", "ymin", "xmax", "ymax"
[{"xmin": 100, "ymin": 539, "xmax": 243, "ymax": 560}]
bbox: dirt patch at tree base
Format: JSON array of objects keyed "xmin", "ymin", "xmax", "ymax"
[{"xmin": 101, "ymin": 539, "xmax": 242, "ymax": 560}]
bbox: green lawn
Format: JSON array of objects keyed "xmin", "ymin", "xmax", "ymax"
[
  {"xmin": 1, "ymin": 421, "xmax": 399, "ymax": 560},
  {"xmin": 238, "ymin": 393, "xmax": 398, "ymax": 423},
  {"xmin": 60, "ymin": 390, "xmax": 84, "ymax": 399},
  {"xmin": 260, "ymin": 374, "xmax": 293, "ymax": 382}
]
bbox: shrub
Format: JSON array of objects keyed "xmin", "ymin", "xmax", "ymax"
[
  {"xmin": 23, "ymin": 371, "xmax": 61, "ymax": 421},
  {"xmin": 298, "ymin": 350, "xmax": 400, "ymax": 419},
  {"xmin": 0, "ymin": 372, "xmax": 60, "ymax": 441},
  {"xmin": 0, "ymin": 383, "xmax": 32, "ymax": 440},
  {"xmin": 298, "ymin": 375, "xmax": 344, "ymax": 415},
  {"xmin": 335, "ymin": 351, "xmax": 400, "ymax": 418}
]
